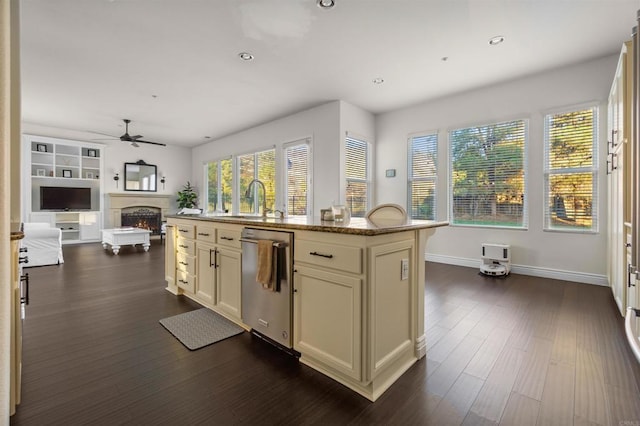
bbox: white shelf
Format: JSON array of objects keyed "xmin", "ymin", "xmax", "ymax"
[{"xmin": 24, "ymin": 135, "xmax": 104, "ymax": 242}]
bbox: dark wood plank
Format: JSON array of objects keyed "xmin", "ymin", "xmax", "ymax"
[{"xmin": 10, "ymin": 250, "xmax": 640, "ymax": 425}]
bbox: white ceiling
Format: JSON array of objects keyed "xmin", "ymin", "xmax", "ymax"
[{"xmin": 20, "ymin": 0, "xmax": 640, "ymax": 148}]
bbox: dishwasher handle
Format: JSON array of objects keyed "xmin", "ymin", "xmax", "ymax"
[{"xmin": 240, "ymin": 237, "xmax": 287, "ymax": 248}]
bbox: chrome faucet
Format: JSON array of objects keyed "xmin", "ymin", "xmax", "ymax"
[{"xmin": 245, "ymin": 179, "xmax": 268, "ymax": 217}]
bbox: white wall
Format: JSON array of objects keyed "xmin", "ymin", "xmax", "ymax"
[
  {"xmin": 191, "ymin": 101, "xmax": 343, "ymax": 214},
  {"xmin": 103, "ymin": 142, "xmax": 191, "ymax": 202},
  {"xmin": 375, "ymin": 54, "xmax": 619, "ymax": 283}
]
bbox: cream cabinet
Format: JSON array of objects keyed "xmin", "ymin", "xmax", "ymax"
[
  {"xmin": 165, "ymin": 224, "xmax": 177, "ymax": 292},
  {"xmin": 175, "ymin": 223, "xmax": 196, "ymax": 294},
  {"xmin": 608, "ymin": 41, "xmax": 633, "ymax": 316},
  {"xmin": 166, "ymin": 218, "xmax": 243, "ymax": 324},
  {"xmin": 165, "ymin": 217, "xmax": 436, "ymax": 402},
  {"xmin": 293, "ymin": 229, "xmax": 418, "ymax": 401},
  {"xmin": 294, "ymin": 264, "xmax": 362, "ymax": 380},
  {"xmin": 215, "ymin": 247, "xmax": 242, "ymax": 319}
]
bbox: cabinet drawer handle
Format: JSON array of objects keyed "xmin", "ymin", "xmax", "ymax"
[
  {"xmin": 310, "ymin": 251, "xmax": 333, "ymax": 259},
  {"xmin": 179, "ymin": 229, "xmax": 189, "ymax": 233},
  {"xmin": 178, "ymin": 279, "xmax": 188, "ymax": 284},
  {"xmin": 179, "ymin": 244, "xmax": 189, "ymax": 249},
  {"xmin": 179, "ymin": 261, "xmax": 189, "ymax": 266},
  {"xmin": 220, "ymin": 236, "xmax": 234, "ymax": 241},
  {"xmin": 198, "ymin": 232, "xmax": 210, "ymax": 236}
]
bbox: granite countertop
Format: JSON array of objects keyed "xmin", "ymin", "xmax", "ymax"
[
  {"xmin": 166, "ymin": 214, "xmax": 448, "ymax": 236},
  {"xmin": 10, "ymin": 222, "xmax": 24, "ymax": 241}
]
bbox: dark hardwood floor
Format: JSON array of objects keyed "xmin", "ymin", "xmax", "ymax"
[{"xmin": 10, "ymin": 240, "xmax": 640, "ymax": 425}]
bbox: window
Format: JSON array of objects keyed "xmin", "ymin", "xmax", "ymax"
[
  {"xmin": 345, "ymin": 135, "xmax": 371, "ymax": 217},
  {"xmin": 205, "ymin": 157, "xmax": 233, "ymax": 213},
  {"xmin": 449, "ymin": 120, "xmax": 527, "ymax": 227},
  {"xmin": 544, "ymin": 106, "xmax": 598, "ymax": 232},
  {"xmin": 408, "ymin": 133, "xmax": 437, "ymax": 220},
  {"xmin": 239, "ymin": 148, "xmax": 276, "ymax": 215},
  {"xmin": 283, "ymin": 139, "xmax": 311, "ymax": 217}
]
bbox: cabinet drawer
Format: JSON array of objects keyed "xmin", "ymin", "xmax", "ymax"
[
  {"xmin": 176, "ymin": 224, "xmax": 195, "ymax": 239},
  {"xmin": 176, "ymin": 270, "xmax": 195, "ymax": 293},
  {"xmin": 217, "ymin": 228, "xmax": 242, "ymax": 249},
  {"xmin": 176, "ymin": 253, "xmax": 196, "ymax": 275},
  {"xmin": 176, "ymin": 237, "xmax": 195, "ymax": 256},
  {"xmin": 295, "ymin": 239, "xmax": 362, "ymax": 274},
  {"xmin": 196, "ymin": 226, "xmax": 216, "ymax": 244}
]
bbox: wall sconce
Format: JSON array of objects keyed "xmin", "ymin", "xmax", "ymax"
[
  {"xmin": 160, "ymin": 176, "xmax": 166, "ymax": 190},
  {"xmin": 114, "ymin": 172, "xmax": 120, "ymax": 188}
]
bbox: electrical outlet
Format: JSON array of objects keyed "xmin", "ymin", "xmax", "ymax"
[{"xmin": 401, "ymin": 258, "xmax": 409, "ymax": 280}]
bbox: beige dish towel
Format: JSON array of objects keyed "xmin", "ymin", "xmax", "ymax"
[{"xmin": 256, "ymin": 240, "xmax": 275, "ymax": 291}]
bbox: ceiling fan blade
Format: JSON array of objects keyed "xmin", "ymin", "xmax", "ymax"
[
  {"xmin": 130, "ymin": 141, "xmax": 140, "ymax": 148},
  {"xmin": 135, "ymin": 139, "xmax": 167, "ymax": 147},
  {"xmin": 86, "ymin": 130, "xmax": 119, "ymax": 138},
  {"xmin": 130, "ymin": 135, "xmax": 143, "ymax": 140}
]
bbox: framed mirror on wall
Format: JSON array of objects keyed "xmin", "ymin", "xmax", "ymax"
[{"xmin": 124, "ymin": 160, "xmax": 157, "ymax": 192}]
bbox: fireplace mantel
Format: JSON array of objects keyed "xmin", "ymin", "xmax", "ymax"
[{"xmin": 106, "ymin": 193, "xmax": 173, "ymax": 229}]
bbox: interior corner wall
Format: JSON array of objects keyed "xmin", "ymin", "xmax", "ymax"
[
  {"xmin": 375, "ymin": 54, "xmax": 619, "ymax": 280},
  {"xmin": 338, "ymin": 100, "xmax": 376, "ymax": 205},
  {"xmin": 190, "ymin": 101, "xmax": 342, "ymax": 214}
]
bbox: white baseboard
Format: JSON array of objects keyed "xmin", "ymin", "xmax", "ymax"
[{"xmin": 425, "ymin": 253, "xmax": 609, "ymax": 287}]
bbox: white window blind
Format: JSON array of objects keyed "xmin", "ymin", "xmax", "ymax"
[
  {"xmin": 544, "ymin": 106, "xmax": 598, "ymax": 232},
  {"xmin": 205, "ymin": 157, "xmax": 233, "ymax": 214},
  {"xmin": 408, "ymin": 133, "xmax": 437, "ymax": 220},
  {"xmin": 284, "ymin": 140, "xmax": 311, "ymax": 217},
  {"xmin": 239, "ymin": 149, "xmax": 276, "ymax": 215},
  {"xmin": 449, "ymin": 120, "xmax": 527, "ymax": 228},
  {"xmin": 345, "ymin": 135, "xmax": 370, "ymax": 217}
]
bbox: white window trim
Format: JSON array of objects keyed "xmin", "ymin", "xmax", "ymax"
[
  {"xmin": 236, "ymin": 146, "xmax": 277, "ymax": 216},
  {"xmin": 407, "ymin": 130, "xmax": 438, "ymax": 220},
  {"xmin": 343, "ymin": 131, "xmax": 373, "ymax": 214},
  {"xmin": 542, "ymin": 104, "xmax": 599, "ymax": 233},
  {"xmin": 282, "ymin": 137, "xmax": 313, "ymax": 218},
  {"xmin": 203, "ymin": 156, "xmax": 232, "ymax": 214},
  {"xmin": 447, "ymin": 118, "xmax": 529, "ymax": 229}
]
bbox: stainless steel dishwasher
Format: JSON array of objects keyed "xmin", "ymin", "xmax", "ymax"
[{"xmin": 241, "ymin": 227, "xmax": 294, "ymax": 350}]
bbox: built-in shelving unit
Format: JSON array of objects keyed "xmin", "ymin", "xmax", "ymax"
[{"xmin": 23, "ymin": 135, "xmax": 105, "ymax": 244}]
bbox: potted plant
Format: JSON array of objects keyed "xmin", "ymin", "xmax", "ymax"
[{"xmin": 177, "ymin": 182, "xmax": 198, "ymax": 208}]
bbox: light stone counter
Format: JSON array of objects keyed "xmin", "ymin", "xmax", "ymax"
[{"xmin": 166, "ymin": 214, "xmax": 448, "ymax": 236}]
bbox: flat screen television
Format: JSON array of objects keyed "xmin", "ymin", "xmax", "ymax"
[{"xmin": 40, "ymin": 186, "xmax": 91, "ymax": 210}]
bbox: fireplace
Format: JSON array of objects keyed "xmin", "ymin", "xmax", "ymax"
[
  {"xmin": 121, "ymin": 207, "xmax": 162, "ymax": 234},
  {"xmin": 106, "ymin": 193, "xmax": 173, "ymax": 231}
]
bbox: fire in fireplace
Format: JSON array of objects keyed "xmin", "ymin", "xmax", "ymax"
[{"xmin": 121, "ymin": 207, "xmax": 162, "ymax": 235}]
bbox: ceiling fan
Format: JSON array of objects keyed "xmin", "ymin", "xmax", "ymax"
[{"xmin": 90, "ymin": 119, "xmax": 166, "ymax": 147}]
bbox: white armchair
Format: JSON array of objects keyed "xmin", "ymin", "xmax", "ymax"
[{"xmin": 22, "ymin": 223, "xmax": 64, "ymax": 267}]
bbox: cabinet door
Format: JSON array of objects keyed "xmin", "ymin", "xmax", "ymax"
[
  {"xmin": 196, "ymin": 243, "xmax": 216, "ymax": 306},
  {"xmin": 165, "ymin": 225, "xmax": 177, "ymax": 291},
  {"xmin": 293, "ymin": 265, "xmax": 362, "ymax": 381},
  {"xmin": 79, "ymin": 212, "xmax": 101, "ymax": 240},
  {"xmin": 216, "ymin": 248, "xmax": 242, "ymax": 320},
  {"xmin": 368, "ymin": 241, "xmax": 414, "ymax": 380}
]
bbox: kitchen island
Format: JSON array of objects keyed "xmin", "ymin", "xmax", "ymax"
[{"xmin": 165, "ymin": 214, "xmax": 447, "ymax": 401}]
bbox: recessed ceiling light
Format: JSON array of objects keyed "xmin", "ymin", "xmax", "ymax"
[
  {"xmin": 372, "ymin": 78, "xmax": 384, "ymax": 84},
  {"xmin": 441, "ymin": 56, "xmax": 449, "ymax": 62},
  {"xmin": 316, "ymin": 0, "xmax": 335, "ymax": 9},
  {"xmin": 488, "ymin": 35, "xmax": 505, "ymax": 46},
  {"xmin": 238, "ymin": 52, "xmax": 254, "ymax": 61}
]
